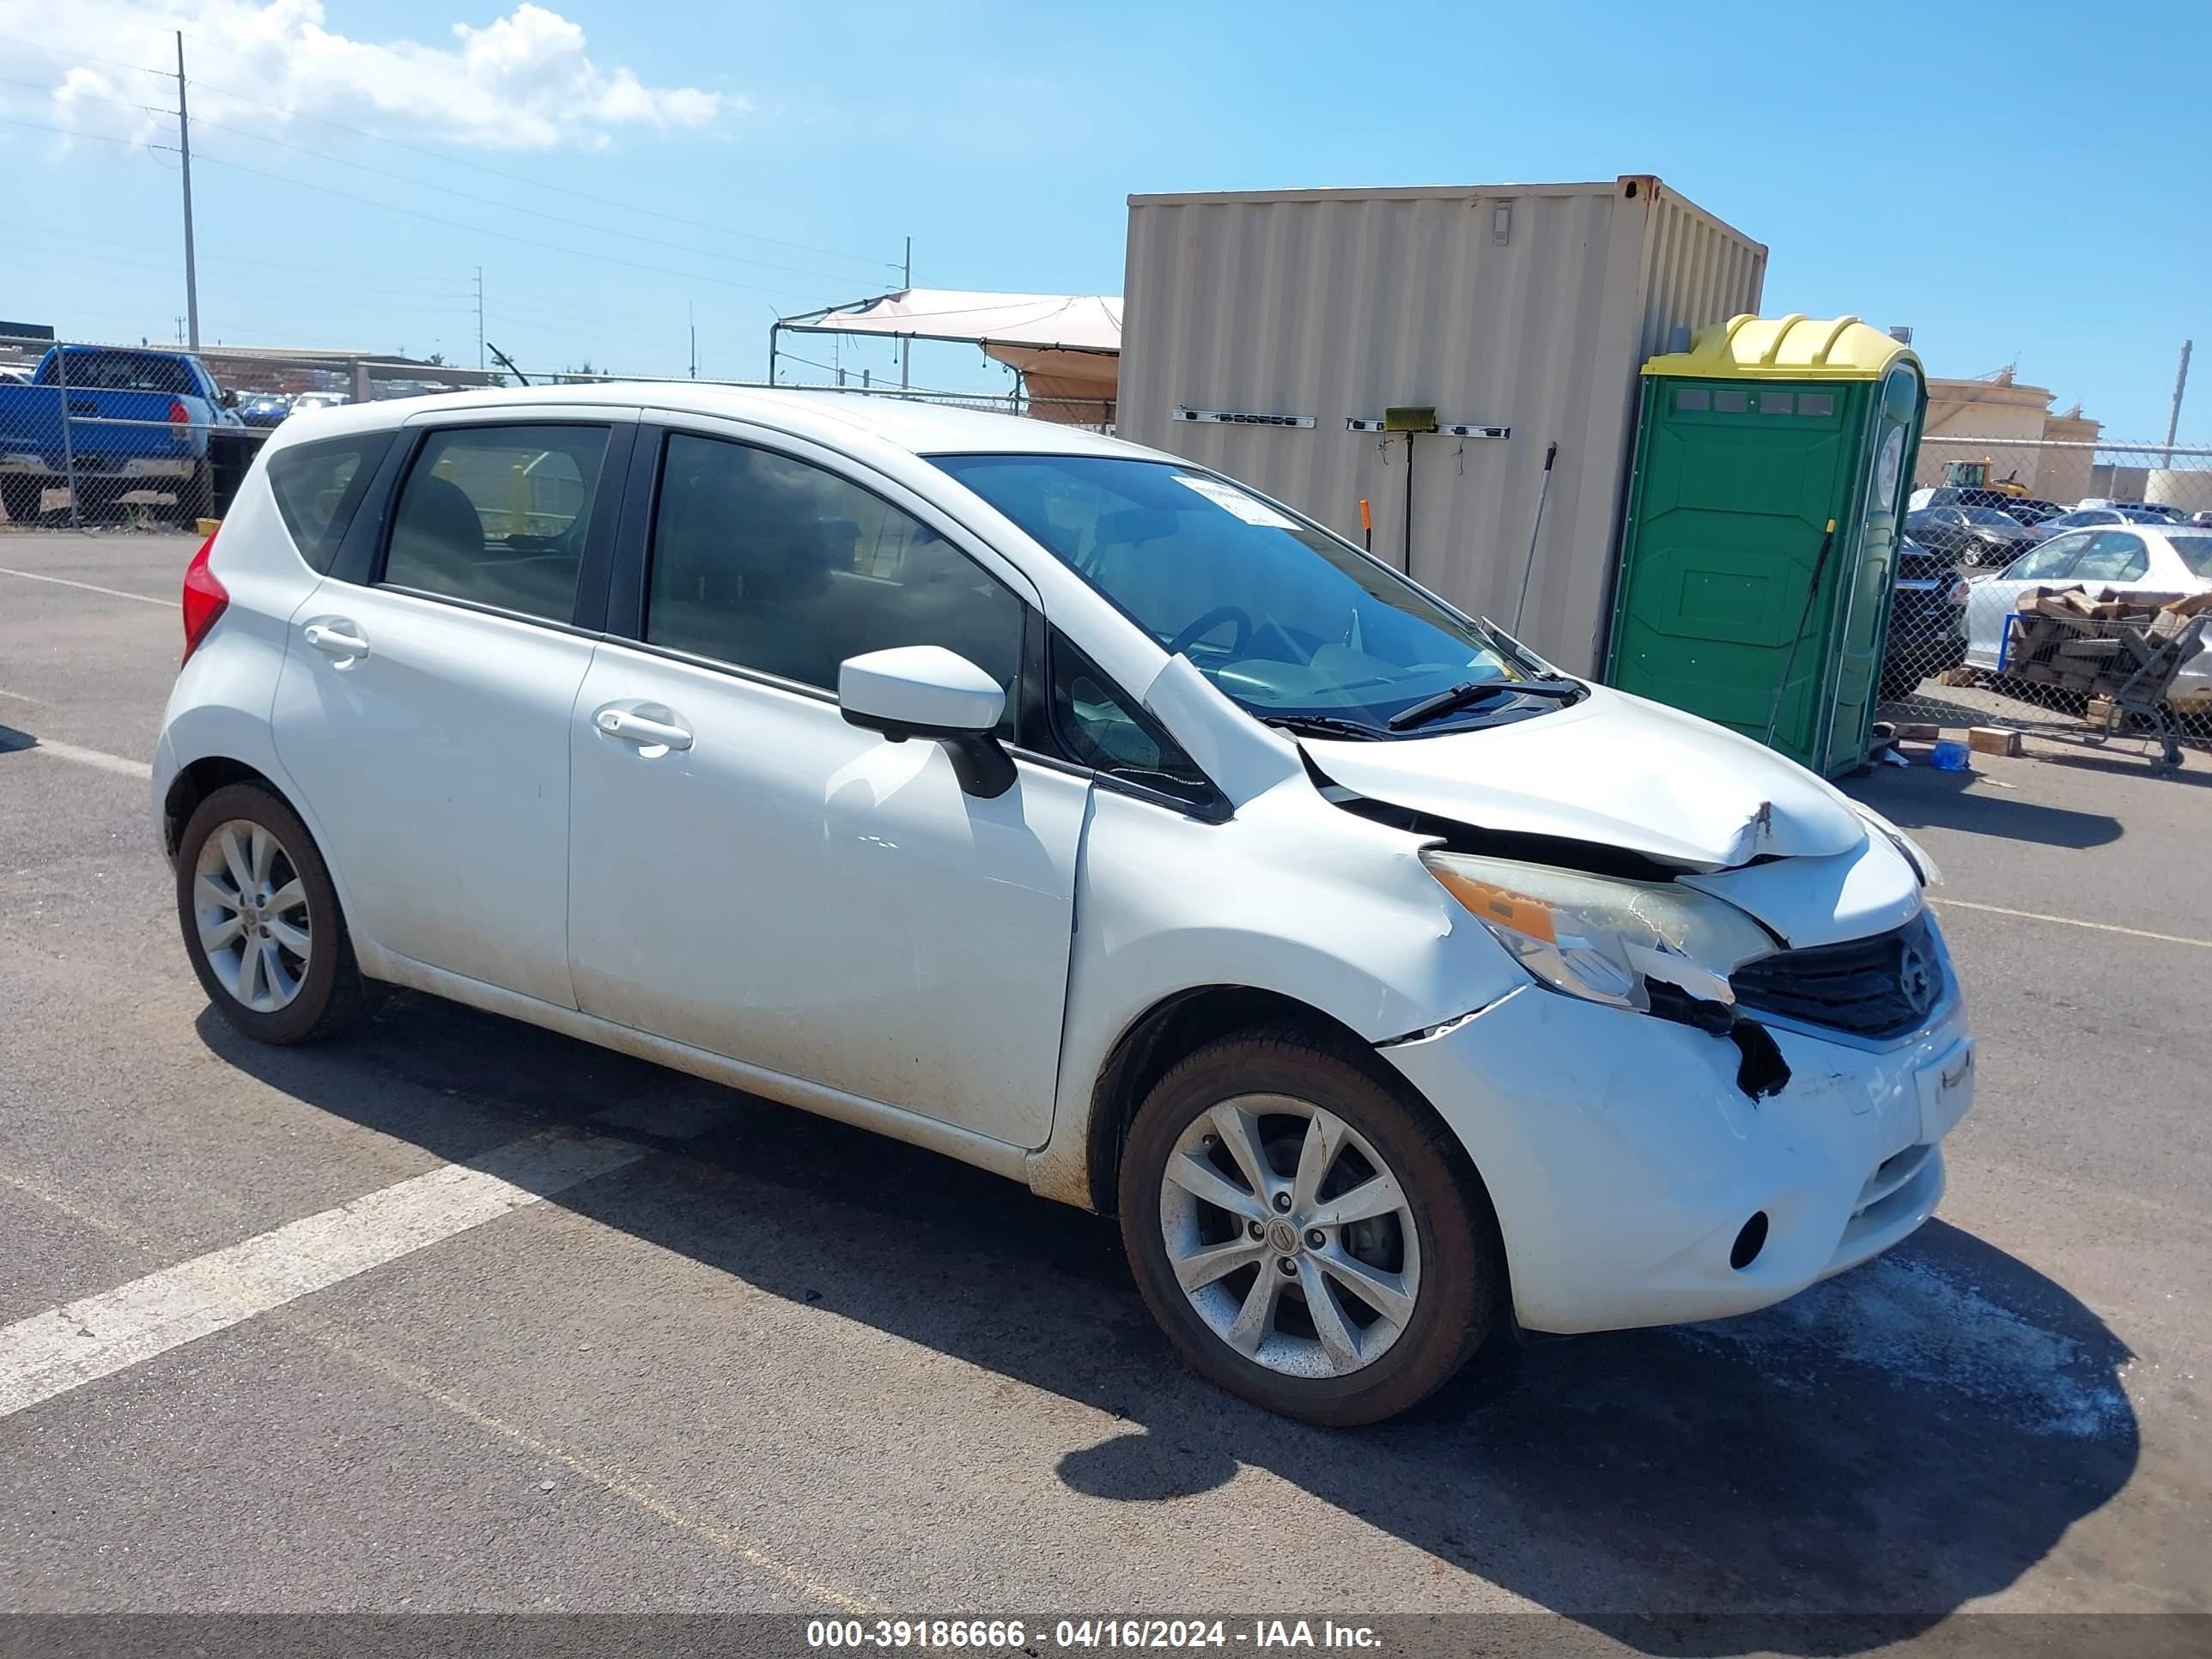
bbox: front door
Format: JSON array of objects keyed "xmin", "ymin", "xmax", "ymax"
[
  {"xmin": 567, "ymin": 424, "xmax": 1087, "ymax": 1147},
  {"xmin": 271, "ymin": 416, "xmax": 623, "ymax": 1006},
  {"xmin": 1822, "ymin": 363, "xmax": 1920, "ymax": 769}
]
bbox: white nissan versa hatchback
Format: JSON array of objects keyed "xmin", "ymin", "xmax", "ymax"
[{"xmin": 156, "ymin": 386, "xmax": 1974, "ymax": 1425}]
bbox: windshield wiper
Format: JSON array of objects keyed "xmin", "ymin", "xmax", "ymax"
[
  {"xmin": 1386, "ymin": 677, "xmax": 1583, "ymax": 732},
  {"xmin": 1261, "ymin": 714, "xmax": 1391, "ymax": 741}
]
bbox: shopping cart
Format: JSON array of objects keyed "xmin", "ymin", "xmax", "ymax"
[{"xmin": 2002, "ymin": 604, "xmax": 2210, "ymax": 771}]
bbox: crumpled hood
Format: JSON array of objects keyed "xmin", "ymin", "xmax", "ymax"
[{"xmin": 1303, "ymin": 684, "xmax": 1867, "ymax": 873}]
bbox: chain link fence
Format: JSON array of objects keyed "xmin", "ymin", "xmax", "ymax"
[
  {"xmin": 1878, "ymin": 434, "xmax": 2212, "ymax": 753},
  {"xmin": 0, "ymin": 335, "xmax": 520, "ymax": 533},
  {"xmin": 0, "ymin": 340, "xmax": 1115, "ymax": 537},
  {"xmin": 0, "ymin": 339, "xmax": 265, "ymax": 531},
  {"xmin": 14, "ymin": 336, "xmax": 2203, "ymax": 760}
]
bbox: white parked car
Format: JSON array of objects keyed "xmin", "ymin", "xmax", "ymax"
[
  {"xmin": 1963, "ymin": 523, "xmax": 2212, "ymax": 698},
  {"xmin": 155, "ymin": 386, "xmax": 1974, "ymax": 1425}
]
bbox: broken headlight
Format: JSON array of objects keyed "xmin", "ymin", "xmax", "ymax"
[{"xmin": 1419, "ymin": 850, "xmax": 1775, "ymax": 1012}]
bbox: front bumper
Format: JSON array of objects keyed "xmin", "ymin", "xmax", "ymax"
[{"xmin": 1381, "ymin": 973, "xmax": 1972, "ymax": 1336}]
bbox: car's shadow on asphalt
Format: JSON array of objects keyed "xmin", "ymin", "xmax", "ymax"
[
  {"xmin": 198, "ymin": 995, "xmax": 2141, "ymax": 1657},
  {"xmin": 1846, "ymin": 764, "xmax": 2124, "ymax": 849}
]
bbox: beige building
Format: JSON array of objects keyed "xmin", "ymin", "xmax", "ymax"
[{"xmin": 1913, "ymin": 368, "xmax": 2101, "ymax": 501}]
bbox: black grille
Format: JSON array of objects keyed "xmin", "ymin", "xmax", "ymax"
[{"xmin": 1730, "ymin": 912, "xmax": 1943, "ymax": 1040}]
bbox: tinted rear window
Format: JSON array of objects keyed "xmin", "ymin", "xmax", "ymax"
[
  {"xmin": 265, "ymin": 432, "xmax": 395, "ymax": 574},
  {"xmin": 44, "ymin": 350, "xmax": 198, "ymax": 395},
  {"xmin": 2170, "ymin": 535, "xmax": 2212, "ymax": 578}
]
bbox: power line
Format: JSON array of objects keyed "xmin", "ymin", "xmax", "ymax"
[
  {"xmin": 0, "ymin": 33, "xmax": 168, "ymax": 81},
  {"xmin": 0, "ymin": 112, "xmax": 155, "ymax": 148},
  {"xmin": 176, "ymin": 67, "xmax": 905, "ymax": 273},
  {"xmin": 9, "ymin": 221, "xmax": 477, "ymax": 287},
  {"xmin": 168, "ymin": 108, "xmax": 892, "ymax": 289},
  {"xmin": 0, "ymin": 33, "xmax": 902, "ymax": 272},
  {"xmin": 5, "ymin": 74, "xmax": 878, "ymax": 291},
  {"xmin": 180, "ymin": 145, "xmax": 835, "ymax": 305},
  {"xmin": 2, "ymin": 76, "xmax": 877, "ymax": 289}
]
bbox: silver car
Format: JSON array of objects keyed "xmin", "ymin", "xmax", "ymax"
[{"xmin": 1963, "ymin": 523, "xmax": 2212, "ymax": 696}]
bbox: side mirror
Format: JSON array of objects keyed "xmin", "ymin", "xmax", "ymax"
[
  {"xmin": 221, "ymin": 388, "xmax": 239, "ymax": 408},
  {"xmin": 838, "ymin": 645, "xmax": 1015, "ymax": 799}
]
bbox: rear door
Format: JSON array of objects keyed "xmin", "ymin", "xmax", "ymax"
[
  {"xmin": 271, "ymin": 410, "xmax": 634, "ymax": 1006},
  {"xmin": 1822, "ymin": 364, "xmax": 1916, "ymax": 763}
]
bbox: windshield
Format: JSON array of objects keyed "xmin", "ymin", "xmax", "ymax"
[
  {"xmin": 934, "ymin": 453, "xmax": 1552, "ymax": 734},
  {"xmin": 1961, "ymin": 507, "xmax": 2027, "ymax": 529},
  {"xmin": 2169, "ymin": 535, "xmax": 2212, "ymax": 577}
]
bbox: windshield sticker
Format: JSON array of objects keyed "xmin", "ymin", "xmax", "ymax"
[{"xmin": 1172, "ymin": 473, "xmax": 1300, "ymax": 530}]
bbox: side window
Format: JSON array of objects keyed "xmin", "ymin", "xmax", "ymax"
[
  {"xmin": 381, "ymin": 424, "xmax": 609, "ymax": 623},
  {"xmin": 2069, "ymin": 532, "xmax": 2148, "ymax": 583},
  {"xmin": 645, "ymin": 433, "xmax": 1023, "ymax": 732},
  {"xmin": 2170, "ymin": 535, "xmax": 2212, "ymax": 579},
  {"xmin": 264, "ymin": 432, "xmax": 394, "ymax": 574},
  {"xmin": 2004, "ymin": 533, "xmax": 2090, "ymax": 581},
  {"xmin": 1049, "ymin": 630, "xmax": 1218, "ymax": 812}
]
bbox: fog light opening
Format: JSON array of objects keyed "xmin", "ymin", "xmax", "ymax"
[{"xmin": 1729, "ymin": 1212, "xmax": 1770, "ymax": 1271}]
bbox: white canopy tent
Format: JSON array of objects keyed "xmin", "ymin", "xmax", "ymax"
[{"xmin": 771, "ymin": 289, "xmax": 1121, "ymax": 426}]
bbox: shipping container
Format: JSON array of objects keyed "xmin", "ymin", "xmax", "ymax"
[{"xmin": 1118, "ymin": 177, "xmax": 1765, "ymax": 673}]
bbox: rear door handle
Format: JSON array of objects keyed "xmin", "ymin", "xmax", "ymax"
[
  {"xmin": 303, "ymin": 621, "xmax": 369, "ymax": 659},
  {"xmin": 593, "ymin": 705, "xmax": 693, "ymax": 752}
]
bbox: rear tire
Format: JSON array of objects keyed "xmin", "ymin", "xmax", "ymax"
[
  {"xmin": 172, "ymin": 463, "xmax": 212, "ymax": 525},
  {"xmin": 1118, "ymin": 1022, "xmax": 1503, "ymax": 1427},
  {"xmin": 0, "ymin": 477, "xmax": 44, "ymax": 523},
  {"xmin": 175, "ymin": 782, "xmax": 374, "ymax": 1044},
  {"xmin": 74, "ymin": 475, "xmax": 126, "ymax": 519}
]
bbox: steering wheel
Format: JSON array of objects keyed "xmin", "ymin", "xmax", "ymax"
[{"xmin": 1165, "ymin": 605, "xmax": 1253, "ymax": 659}]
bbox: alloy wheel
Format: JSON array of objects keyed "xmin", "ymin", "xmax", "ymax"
[
  {"xmin": 191, "ymin": 818, "xmax": 313, "ymax": 1013},
  {"xmin": 1158, "ymin": 1094, "xmax": 1422, "ymax": 1379}
]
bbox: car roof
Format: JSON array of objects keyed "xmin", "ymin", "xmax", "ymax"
[{"xmin": 314, "ymin": 380, "xmax": 1158, "ymax": 462}]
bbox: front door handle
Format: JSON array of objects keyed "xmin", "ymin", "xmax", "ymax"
[
  {"xmin": 303, "ymin": 621, "xmax": 369, "ymax": 659},
  {"xmin": 593, "ymin": 705, "xmax": 694, "ymax": 752}
]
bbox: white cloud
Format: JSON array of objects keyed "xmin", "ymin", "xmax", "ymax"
[{"xmin": 0, "ymin": 0, "xmax": 732, "ymax": 149}]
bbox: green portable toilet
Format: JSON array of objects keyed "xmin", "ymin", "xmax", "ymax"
[{"xmin": 1606, "ymin": 314, "xmax": 1924, "ymax": 775}]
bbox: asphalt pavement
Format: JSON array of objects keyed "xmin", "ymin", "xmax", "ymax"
[{"xmin": 1, "ymin": 527, "xmax": 2207, "ymax": 1656}]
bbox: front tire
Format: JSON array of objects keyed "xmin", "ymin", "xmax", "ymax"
[
  {"xmin": 175, "ymin": 782, "xmax": 373, "ymax": 1044},
  {"xmin": 1118, "ymin": 1024, "xmax": 1503, "ymax": 1426}
]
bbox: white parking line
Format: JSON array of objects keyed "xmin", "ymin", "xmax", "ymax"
[
  {"xmin": 1929, "ymin": 896, "xmax": 2210, "ymax": 951},
  {"xmin": 2, "ymin": 736, "xmax": 153, "ymax": 780},
  {"xmin": 0, "ymin": 565, "xmax": 177, "ymax": 608},
  {"xmin": 0, "ymin": 1133, "xmax": 647, "ymax": 1420}
]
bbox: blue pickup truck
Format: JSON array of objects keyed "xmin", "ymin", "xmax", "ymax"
[{"xmin": 0, "ymin": 345, "xmax": 244, "ymax": 524}]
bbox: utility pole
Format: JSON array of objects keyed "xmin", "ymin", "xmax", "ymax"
[
  {"xmin": 175, "ymin": 32, "xmax": 200, "ymax": 350},
  {"xmin": 2165, "ymin": 340, "xmax": 2192, "ymax": 466},
  {"xmin": 474, "ymin": 267, "xmax": 485, "ymax": 371},
  {"xmin": 900, "ymin": 234, "xmax": 911, "ymax": 392}
]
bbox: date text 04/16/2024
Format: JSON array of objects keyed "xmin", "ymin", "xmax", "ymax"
[{"xmin": 805, "ymin": 1621, "xmax": 1382, "ymax": 1650}]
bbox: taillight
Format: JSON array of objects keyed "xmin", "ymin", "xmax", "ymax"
[
  {"xmin": 167, "ymin": 398, "xmax": 190, "ymax": 427},
  {"xmin": 180, "ymin": 532, "xmax": 228, "ymax": 663}
]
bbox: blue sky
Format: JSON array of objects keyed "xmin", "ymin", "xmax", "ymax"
[{"xmin": 3, "ymin": 0, "xmax": 2207, "ymax": 439}]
